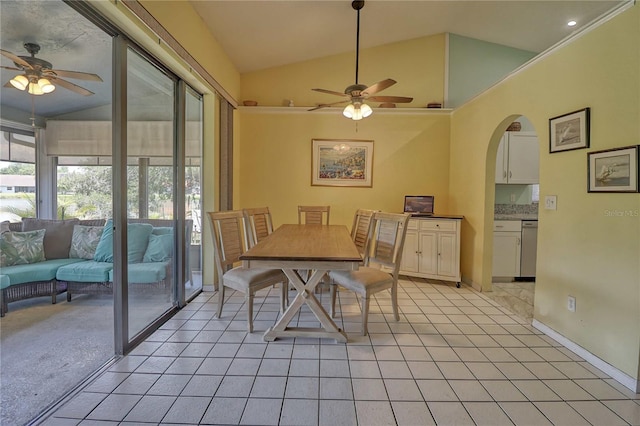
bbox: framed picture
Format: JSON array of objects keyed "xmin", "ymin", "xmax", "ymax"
[
  {"xmin": 549, "ymin": 107, "xmax": 590, "ymax": 153},
  {"xmin": 588, "ymin": 145, "xmax": 639, "ymax": 193},
  {"xmin": 311, "ymin": 139, "xmax": 373, "ymax": 187}
]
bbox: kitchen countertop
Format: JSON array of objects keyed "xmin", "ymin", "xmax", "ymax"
[{"xmin": 494, "ymin": 214, "xmax": 538, "ymax": 221}]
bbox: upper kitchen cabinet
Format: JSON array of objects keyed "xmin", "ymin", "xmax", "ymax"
[{"xmin": 495, "ymin": 132, "xmax": 539, "ymax": 184}]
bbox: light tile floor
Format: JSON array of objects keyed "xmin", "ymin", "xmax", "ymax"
[{"xmin": 43, "ymin": 277, "xmax": 640, "ymax": 426}]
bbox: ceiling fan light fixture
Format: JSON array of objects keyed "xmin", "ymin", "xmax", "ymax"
[
  {"xmin": 27, "ymin": 81, "xmax": 44, "ymax": 95},
  {"xmin": 360, "ymin": 103, "xmax": 373, "ymax": 118},
  {"xmin": 37, "ymin": 78, "xmax": 55, "ymax": 94},
  {"xmin": 10, "ymin": 74, "xmax": 28, "ymax": 91},
  {"xmin": 343, "ymin": 103, "xmax": 355, "ymax": 118}
]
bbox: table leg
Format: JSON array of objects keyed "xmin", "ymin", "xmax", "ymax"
[{"xmin": 264, "ymin": 268, "xmax": 347, "ymax": 343}]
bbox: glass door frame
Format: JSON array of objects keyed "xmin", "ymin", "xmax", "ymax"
[{"xmin": 112, "ymin": 35, "xmax": 195, "ymax": 354}]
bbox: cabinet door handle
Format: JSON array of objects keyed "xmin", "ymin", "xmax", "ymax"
[
  {"xmin": 503, "ymin": 171, "xmax": 507, "ymax": 179},
  {"xmin": 495, "ymin": 225, "xmax": 504, "ymax": 228},
  {"xmin": 517, "ymin": 238, "xmax": 521, "ymax": 245},
  {"xmin": 509, "ymin": 171, "xmax": 512, "ymax": 179}
]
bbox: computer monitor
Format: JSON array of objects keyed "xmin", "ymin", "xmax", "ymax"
[{"xmin": 403, "ymin": 195, "xmax": 434, "ymax": 216}]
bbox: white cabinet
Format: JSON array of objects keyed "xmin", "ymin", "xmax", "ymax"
[
  {"xmin": 399, "ymin": 217, "xmax": 462, "ymax": 287},
  {"xmin": 492, "ymin": 220, "xmax": 521, "ymax": 277},
  {"xmin": 496, "ymin": 132, "xmax": 539, "ymax": 184}
]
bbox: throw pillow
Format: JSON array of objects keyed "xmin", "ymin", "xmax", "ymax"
[
  {"xmin": 151, "ymin": 226, "xmax": 173, "ymax": 235},
  {"xmin": 93, "ymin": 220, "xmax": 154, "ymax": 264},
  {"xmin": 69, "ymin": 225, "xmax": 104, "ymax": 260},
  {"xmin": 22, "ymin": 218, "xmax": 79, "ymax": 260},
  {"xmin": 143, "ymin": 233, "xmax": 174, "ymax": 263},
  {"xmin": 0, "ymin": 221, "xmax": 10, "ymax": 235},
  {"xmin": 93, "ymin": 219, "xmax": 114, "ymax": 263},
  {"xmin": 0, "ymin": 229, "xmax": 46, "ymax": 267}
]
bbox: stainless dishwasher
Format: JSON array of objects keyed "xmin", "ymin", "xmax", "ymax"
[{"xmin": 520, "ymin": 220, "xmax": 538, "ymax": 277}]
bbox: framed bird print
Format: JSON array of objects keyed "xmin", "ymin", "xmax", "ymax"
[
  {"xmin": 587, "ymin": 145, "xmax": 639, "ymax": 193},
  {"xmin": 549, "ymin": 107, "xmax": 590, "ymax": 153}
]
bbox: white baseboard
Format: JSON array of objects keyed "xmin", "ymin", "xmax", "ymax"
[{"xmin": 532, "ymin": 319, "xmax": 639, "ymax": 394}]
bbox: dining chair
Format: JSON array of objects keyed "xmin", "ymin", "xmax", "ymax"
[
  {"xmin": 298, "ymin": 205, "xmax": 330, "ymax": 225},
  {"xmin": 329, "ymin": 212, "xmax": 411, "ymax": 335},
  {"xmin": 207, "ymin": 210, "xmax": 287, "ymax": 333},
  {"xmin": 350, "ymin": 208, "xmax": 377, "ymax": 256},
  {"xmin": 243, "ymin": 207, "xmax": 274, "ymax": 246},
  {"xmin": 243, "ymin": 206, "xmax": 291, "ymax": 307}
]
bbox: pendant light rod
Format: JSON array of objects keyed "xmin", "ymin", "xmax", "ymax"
[{"xmin": 352, "ymin": 0, "xmax": 364, "ymax": 85}]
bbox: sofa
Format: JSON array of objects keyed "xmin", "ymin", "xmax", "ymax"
[{"xmin": 0, "ymin": 218, "xmax": 192, "ymax": 316}]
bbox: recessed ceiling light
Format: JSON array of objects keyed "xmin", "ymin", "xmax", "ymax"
[{"xmin": 567, "ymin": 20, "xmax": 577, "ymax": 27}]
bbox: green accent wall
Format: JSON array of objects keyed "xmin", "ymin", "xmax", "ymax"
[{"xmin": 448, "ymin": 34, "xmax": 536, "ymax": 108}]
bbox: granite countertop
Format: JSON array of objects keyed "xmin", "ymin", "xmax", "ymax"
[{"xmin": 494, "ymin": 214, "xmax": 538, "ymax": 221}]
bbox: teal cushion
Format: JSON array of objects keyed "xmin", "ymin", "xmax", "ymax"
[
  {"xmin": 152, "ymin": 227, "xmax": 173, "ymax": 236},
  {"xmin": 56, "ymin": 261, "xmax": 113, "ymax": 283},
  {"xmin": 93, "ymin": 220, "xmax": 114, "ymax": 263},
  {"xmin": 0, "ymin": 274, "xmax": 10, "ymax": 290},
  {"xmin": 0, "ymin": 229, "xmax": 46, "ymax": 267},
  {"xmin": 69, "ymin": 225, "xmax": 104, "ymax": 260},
  {"xmin": 93, "ymin": 220, "xmax": 153, "ymax": 264},
  {"xmin": 1, "ymin": 259, "xmax": 86, "ymax": 285},
  {"xmin": 143, "ymin": 234, "xmax": 173, "ymax": 263},
  {"xmin": 108, "ymin": 262, "xmax": 168, "ymax": 283}
]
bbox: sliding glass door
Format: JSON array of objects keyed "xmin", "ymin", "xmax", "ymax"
[{"xmin": 124, "ymin": 47, "xmax": 177, "ymax": 340}]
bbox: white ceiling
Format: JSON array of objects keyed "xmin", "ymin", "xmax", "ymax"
[{"xmin": 191, "ymin": 0, "xmax": 625, "ymax": 74}]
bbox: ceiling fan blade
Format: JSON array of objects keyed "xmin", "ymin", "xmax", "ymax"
[
  {"xmin": 49, "ymin": 76, "xmax": 94, "ymax": 96},
  {"xmin": 46, "ymin": 69, "xmax": 103, "ymax": 82},
  {"xmin": 312, "ymin": 88, "xmax": 349, "ymax": 97},
  {"xmin": 368, "ymin": 95, "xmax": 413, "ymax": 103},
  {"xmin": 308, "ymin": 100, "xmax": 350, "ymax": 111},
  {"xmin": 0, "ymin": 49, "xmax": 32, "ymax": 69},
  {"xmin": 362, "ymin": 79, "xmax": 396, "ymax": 96},
  {"xmin": 1, "ymin": 65, "xmax": 21, "ymax": 72}
]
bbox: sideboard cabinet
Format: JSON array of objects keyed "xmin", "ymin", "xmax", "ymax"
[{"xmin": 399, "ymin": 216, "xmax": 462, "ymax": 287}]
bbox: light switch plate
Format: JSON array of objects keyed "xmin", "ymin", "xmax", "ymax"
[{"xmin": 545, "ymin": 195, "xmax": 557, "ymax": 210}]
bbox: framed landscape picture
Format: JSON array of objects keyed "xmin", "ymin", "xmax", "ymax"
[
  {"xmin": 549, "ymin": 107, "xmax": 590, "ymax": 153},
  {"xmin": 588, "ymin": 145, "xmax": 639, "ymax": 193},
  {"xmin": 311, "ymin": 139, "xmax": 373, "ymax": 187}
]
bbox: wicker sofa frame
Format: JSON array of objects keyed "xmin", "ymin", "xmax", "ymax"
[
  {"xmin": 64, "ymin": 218, "xmax": 192, "ymax": 301},
  {"xmin": 0, "ymin": 219, "xmax": 104, "ymax": 316},
  {"xmin": 1, "ymin": 218, "xmax": 192, "ymax": 315}
]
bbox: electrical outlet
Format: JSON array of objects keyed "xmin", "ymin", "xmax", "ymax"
[
  {"xmin": 510, "ymin": 193, "xmax": 516, "ymax": 202},
  {"xmin": 545, "ymin": 195, "xmax": 557, "ymax": 210},
  {"xmin": 567, "ymin": 296, "xmax": 576, "ymax": 312}
]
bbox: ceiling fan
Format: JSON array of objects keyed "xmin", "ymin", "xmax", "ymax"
[
  {"xmin": 309, "ymin": 0, "xmax": 413, "ymax": 120},
  {"xmin": 1, "ymin": 42, "xmax": 103, "ymax": 96}
]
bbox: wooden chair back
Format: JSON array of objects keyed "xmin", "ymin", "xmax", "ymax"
[
  {"xmin": 207, "ymin": 211, "xmax": 249, "ymax": 276},
  {"xmin": 351, "ymin": 209, "xmax": 377, "ymax": 256},
  {"xmin": 365, "ymin": 212, "xmax": 411, "ymax": 275},
  {"xmin": 298, "ymin": 205, "xmax": 330, "ymax": 225},
  {"xmin": 243, "ymin": 207, "xmax": 274, "ymax": 247}
]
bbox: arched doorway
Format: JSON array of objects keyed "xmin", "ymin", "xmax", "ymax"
[{"xmin": 486, "ymin": 115, "xmax": 540, "ymax": 322}]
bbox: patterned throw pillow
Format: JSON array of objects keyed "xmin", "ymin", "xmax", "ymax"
[
  {"xmin": 0, "ymin": 229, "xmax": 46, "ymax": 267},
  {"xmin": 69, "ymin": 225, "xmax": 104, "ymax": 260}
]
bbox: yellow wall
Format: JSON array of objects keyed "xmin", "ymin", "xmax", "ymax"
[
  {"xmin": 450, "ymin": 6, "xmax": 640, "ymax": 379},
  {"xmin": 138, "ymin": 0, "xmax": 241, "ymax": 102},
  {"xmin": 241, "ymin": 35, "xmax": 445, "ymax": 109},
  {"xmin": 237, "ymin": 110, "xmax": 450, "ymax": 228}
]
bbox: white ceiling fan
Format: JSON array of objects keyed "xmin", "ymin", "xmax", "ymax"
[{"xmin": 309, "ymin": 0, "xmax": 413, "ymax": 120}]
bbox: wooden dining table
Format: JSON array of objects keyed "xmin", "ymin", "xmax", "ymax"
[{"xmin": 239, "ymin": 224, "xmax": 362, "ymax": 343}]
